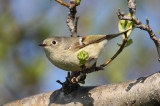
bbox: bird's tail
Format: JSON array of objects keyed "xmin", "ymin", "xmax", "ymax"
[{"xmin": 106, "ymin": 29, "xmax": 131, "ymax": 40}]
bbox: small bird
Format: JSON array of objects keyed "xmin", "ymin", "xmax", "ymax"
[{"xmin": 39, "ymin": 30, "xmax": 129, "ymax": 71}]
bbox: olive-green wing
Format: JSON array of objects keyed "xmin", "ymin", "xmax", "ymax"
[
  {"xmin": 69, "ymin": 35, "xmax": 106, "ymax": 51},
  {"xmin": 82, "ymin": 35, "xmax": 106, "ymax": 45}
]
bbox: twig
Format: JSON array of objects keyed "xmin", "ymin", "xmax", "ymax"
[
  {"xmin": 55, "ymin": 0, "xmax": 69, "ymax": 8},
  {"xmin": 56, "ymin": 80, "xmax": 63, "ymax": 85},
  {"xmin": 117, "ymin": 0, "xmax": 160, "ymax": 61}
]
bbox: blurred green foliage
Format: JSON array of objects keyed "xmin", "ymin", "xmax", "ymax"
[{"xmin": 0, "ymin": 0, "xmax": 51, "ymax": 103}]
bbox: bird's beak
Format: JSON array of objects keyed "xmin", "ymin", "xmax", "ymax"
[{"xmin": 39, "ymin": 44, "xmax": 47, "ymax": 46}]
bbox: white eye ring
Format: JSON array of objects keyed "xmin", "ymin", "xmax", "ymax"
[{"xmin": 52, "ymin": 40, "xmax": 56, "ymax": 45}]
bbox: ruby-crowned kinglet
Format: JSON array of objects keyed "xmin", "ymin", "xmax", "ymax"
[{"xmin": 39, "ymin": 30, "xmax": 129, "ymax": 71}]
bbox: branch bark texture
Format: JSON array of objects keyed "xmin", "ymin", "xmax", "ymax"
[{"xmin": 4, "ymin": 71, "xmax": 160, "ymax": 106}]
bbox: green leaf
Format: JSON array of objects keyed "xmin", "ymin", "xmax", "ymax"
[
  {"xmin": 118, "ymin": 13, "xmax": 135, "ymax": 38},
  {"xmin": 77, "ymin": 50, "xmax": 89, "ymax": 66},
  {"xmin": 125, "ymin": 39, "xmax": 133, "ymax": 47},
  {"xmin": 157, "ymin": 31, "xmax": 160, "ymax": 34},
  {"xmin": 76, "ymin": 0, "xmax": 81, "ymax": 6}
]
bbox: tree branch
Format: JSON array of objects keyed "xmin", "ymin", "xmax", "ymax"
[
  {"xmin": 117, "ymin": 0, "xmax": 160, "ymax": 61},
  {"xmin": 55, "ymin": 0, "xmax": 79, "ymax": 37},
  {"xmin": 67, "ymin": 0, "xmax": 78, "ymax": 37},
  {"xmin": 4, "ymin": 71, "xmax": 160, "ymax": 105}
]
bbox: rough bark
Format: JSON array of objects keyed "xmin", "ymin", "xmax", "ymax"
[{"xmin": 3, "ymin": 71, "xmax": 160, "ymax": 106}]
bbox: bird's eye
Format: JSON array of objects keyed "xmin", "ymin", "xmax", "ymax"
[{"xmin": 52, "ymin": 40, "xmax": 56, "ymax": 45}]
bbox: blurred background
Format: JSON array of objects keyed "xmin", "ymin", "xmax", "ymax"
[{"xmin": 0, "ymin": 0, "xmax": 160, "ymax": 104}]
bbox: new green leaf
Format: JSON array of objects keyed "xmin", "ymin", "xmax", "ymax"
[
  {"xmin": 118, "ymin": 13, "xmax": 135, "ymax": 38},
  {"xmin": 77, "ymin": 50, "xmax": 89, "ymax": 66},
  {"xmin": 76, "ymin": 0, "xmax": 81, "ymax": 6}
]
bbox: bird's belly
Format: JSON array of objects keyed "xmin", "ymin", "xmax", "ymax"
[
  {"xmin": 48, "ymin": 52, "xmax": 97, "ymax": 71},
  {"xmin": 48, "ymin": 52, "xmax": 81, "ymax": 71}
]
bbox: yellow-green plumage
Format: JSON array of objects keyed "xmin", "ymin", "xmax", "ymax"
[{"xmin": 40, "ymin": 29, "xmax": 130, "ymax": 71}]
